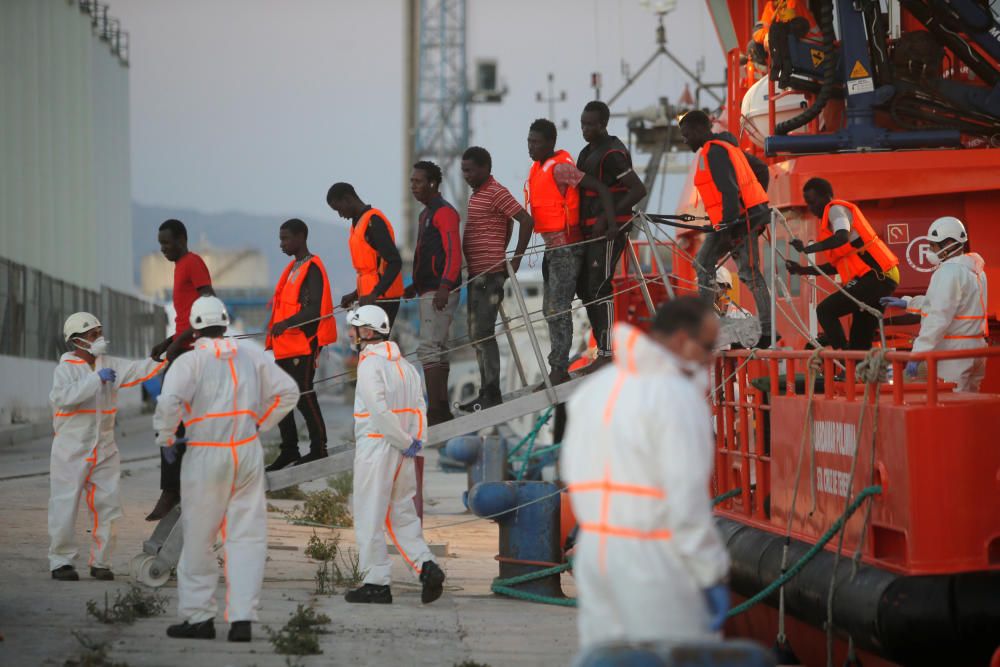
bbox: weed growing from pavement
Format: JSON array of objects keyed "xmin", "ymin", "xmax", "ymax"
[
  {"xmin": 288, "ymin": 488, "xmax": 352, "ymax": 527},
  {"xmin": 454, "ymin": 662, "xmax": 492, "ymax": 667},
  {"xmin": 64, "ymin": 631, "xmax": 129, "ymax": 666},
  {"xmin": 85, "ymin": 585, "xmax": 167, "ymax": 625},
  {"xmin": 306, "ymin": 532, "xmax": 365, "ymax": 593},
  {"xmin": 326, "ymin": 471, "xmax": 353, "ymax": 497},
  {"xmin": 265, "ymin": 604, "xmax": 331, "ymax": 656}
]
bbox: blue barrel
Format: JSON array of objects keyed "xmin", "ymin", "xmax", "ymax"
[{"xmin": 468, "ymin": 480, "xmax": 564, "ymax": 599}]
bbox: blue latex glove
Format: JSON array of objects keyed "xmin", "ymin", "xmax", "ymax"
[
  {"xmin": 97, "ymin": 368, "xmax": 117, "ymax": 384},
  {"xmin": 704, "ymin": 584, "xmax": 730, "ymax": 631},
  {"xmin": 402, "ymin": 438, "xmax": 423, "ymax": 458},
  {"xmin": 162, "ymin": 438, "xmax": 187, "ymax": 465},
  {"xmin": 880, "ymin": 296, "xmax": 907, "ymax": 309},
  {"xmin": 905, "ymin": 361, "xmax": 920, "ymax": 378}
]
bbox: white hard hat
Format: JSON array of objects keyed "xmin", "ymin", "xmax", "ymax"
[
  {"xmin": 63, "ymin": 312, "xmax": 101, "ymax": 342},
  {"xmin": 928, "ymin": 216, "xmax": 967, "ymax": 244},
  {"xmin": 715, "ymin": 266, "xmax": 733, "ymax": 288},
  {"xmin": 189, "ymin": 296, "xmax": 229, "ymax": 330},
  {"xmin": 347, "ymin": 305, "xmax": 390, "ymax": 335}
]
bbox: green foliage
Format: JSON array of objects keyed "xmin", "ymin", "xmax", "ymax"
[
  {"xmin": 265, "ymin": 604, "xmax": 331, "ymax": 656},
  {"xmin": 85, "ymin": 585, "xmax": 167, "ymax": 625},
  {"xmin": 63, "ymin": 632, "xmax": 129, "ymax": 667},
  {"xmin": 306, "ymin": 532, "xmax": 365, "ymax": 593},
  {"xmin": 289, "ymin": 488, "xmax": 352, "ymax": 527}
]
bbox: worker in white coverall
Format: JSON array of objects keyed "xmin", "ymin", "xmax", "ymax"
[
  {"xmin": 49, "ymin": 313, "xmax": 166, "ymax": 581},
  {"xmin": 561, "ymin": 296, "xmax": 731, "ymax": 654},
  {"xmin": 153, "ymin": 296, "xmax": 299, "ymax": 642},
  {"xmin": 345, "ymin": 304, "xmax": 446, "ymax": 605},
  {"xmin": 882, "ymin": 217, "xmax": 990, "ymax": 392}
]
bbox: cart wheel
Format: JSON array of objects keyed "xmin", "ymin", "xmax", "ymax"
[
  {"xmin": 134, "ymin": 555, "xmax": 170, "ymax": 588},
  {"xmin": 129, "ymin": 553, "xmax": 148, "ymax": 580}
]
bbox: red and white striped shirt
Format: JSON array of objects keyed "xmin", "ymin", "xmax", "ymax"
[{"xmin": 463, "ymin": 176, "xmax": 525, "ymax": 277}]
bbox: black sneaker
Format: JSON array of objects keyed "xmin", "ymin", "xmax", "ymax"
[
  {"xmin": 228, "ymin": 621, "xmax": 251, "ymax": 642},
  {"xmin": 344, "ymin": 584, "xmax": 392, "ymax": 604},
  {"xmin": 419, "ymin": 561, "xmax": 445, "ymax": 604},
  {"xmin": 90, "ymin": 566, "xmax": 114, "ymax": 581},
  {"xmin": 295, "ymin": 447, "xmax": 328, "ymax": 466},
  {"xmin": 265, "ymin": 449, "xmax": 300, "ymax": 472},
  {"xmin": 51, "ymin": 565, "xmax": 79, "ymax": 581},
  {"xmin": 457, "ymin": 394, "xmax": 485, "ymax": 413},
  {"xmin": 166, "ymin": 619, "xmax": 216, "ymax": 639}
]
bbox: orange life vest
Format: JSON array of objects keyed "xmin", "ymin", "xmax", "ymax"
[
  {"xmin": 525, "ymin": 150, "xmax": 581, "ymax": 237},
  {"xmin": 693, "ymin": 140, "xmax": 769, "ymax": 229},
  {"xmin": 818, "ymin": 200, "xmax": 898, "ymax": 283},
  {"xmin": 266, "ymin": 255, "xmax": 338, "ymax": 359},
  {"xmin": 349, "ymin": 208, "xmax": 404, "ymax": 300}
]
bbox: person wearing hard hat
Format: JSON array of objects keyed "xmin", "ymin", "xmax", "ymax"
[
  {"xmin": 153, "ymin": 296, "xmax": 299, "ymax": 641},
  {"xmin": 561, "ymin": 297, "xmax": 730, "ymax": 655},
  {"xmin": 49, "ymin": 313, "xmax": 166, "ymax": 581},
  {"xmin": 345, "ymin": 304, "xmax": 445, "ymax": 605},
  {"xmin": 786, "ymin": 178, "xmax": 900, "ymax": 350},
  {"xmin": 882, "ymin": 217, "xmax": 989, "ymax": 391}
]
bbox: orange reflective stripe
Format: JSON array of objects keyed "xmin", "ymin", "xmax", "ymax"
[
  {"xmin": 578, "ymin": 523, "xmax": 672, "ymax": 540},
  {"xmin": 120, "ymin": 360, "xmax": 168, "ymax": 388},
  {"xmin": 367, "ymin": 433, "xmax": 384, "ymax": 438},
  {"xmin": 64, "ymin": 358, "xmax": 87, "ymax": 365},
  {"xmin": 570, "ymin": 463, "xmax": 669, "ymax": 573},
  {"xmin": 83, "ymin": 444, "xmax": 100, "ymax": 567},
  {"xmin": 943, "ymin": 335, "xmax": 987, "ymax": 340},
  {"xmin": 186, "ymin": 434, "xmax": 258, "ymax": 448},
  {"xmin": 568, "ymin": 480, "xmax": 665, "ymax": 499},
  {"xmin": 184, "ymin": 409, "xmax": 258, "ymax": 427},
  {"xmin": 55, "ymin": 408, "xmax": 117, "ymax": 418},
  {"xmin": 256, "ymin": 396, "xmax": 281, "ymax": 426},
  {"xmin": 384, "ymin": 459, "xmax": 422, "ymax": 576},
  {"xmin": 953, "ymin": 315, "xmax": 987, "ymax": 320},
  {"xmin": 602, "ymin": 328, "xmax": 640, "ymax": 424},
  {"xmin": 355, "ymin": 408, "xmax": 424, "ymax": 439}
]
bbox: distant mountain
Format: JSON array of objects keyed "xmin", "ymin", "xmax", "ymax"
[{"xmin": 132, "ymin": 203, "xmax": 356, "ymax": 296}]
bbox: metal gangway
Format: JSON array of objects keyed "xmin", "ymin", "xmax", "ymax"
[{"xmin": 130, "ymin": 210, "xmax": 770, "ymax": 586}]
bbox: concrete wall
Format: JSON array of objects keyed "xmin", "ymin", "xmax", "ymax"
[
  {"xmin": 0, "ymin": 0, "xmax": 134, "ymax": 429},
  {"xmin": 0, "ymin": 0, "xmax": 132, "ymax": 293}
]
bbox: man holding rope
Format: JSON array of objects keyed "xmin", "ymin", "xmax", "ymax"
[
  {"xmin": 679, "ymin": 110, "xmax": 773, "ymax": 349},
  {"xmin": 265, "ymin": 218, "xmax": 338, "ymax": 471}
]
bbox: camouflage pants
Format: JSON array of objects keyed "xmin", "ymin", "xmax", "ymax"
[{"xmin": 542, "ymin": 244, "xmax": 584, "ymax": 373}]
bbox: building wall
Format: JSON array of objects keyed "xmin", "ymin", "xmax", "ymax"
[
  {"xmin": 0, "ymin": 0, "xmax": 132, "ymax": 293},
  {"xmin": 0, "ymin": 0, "xmax": 139, "ymax": 428}
]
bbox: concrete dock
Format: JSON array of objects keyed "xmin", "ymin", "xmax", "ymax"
[{"xmin": 0, "ymin": 402, "xmax": 577, "ymax": 666}]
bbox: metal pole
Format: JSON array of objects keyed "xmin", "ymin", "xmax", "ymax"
[
  {"xmin": 497, "ymin": 302, "xmax": 528, "ymax": 388},
  {"xmin": 770, "ymin": 209, "xmax": 778, "ymax": 349},
  {"xmin": 626, "ymin": 240, "xmax": 657, "ymax": 314},
  {"xmin": 506, "ymin": 260, "xmax": 557, "ymax": 404},
  {"xmin": 636, "ymin": 213, "xmax": 675, "ymax": 299}
]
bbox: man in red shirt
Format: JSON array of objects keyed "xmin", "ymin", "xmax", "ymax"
[
  {"xmin": 406, "ymin": 161, "xmax": 463, "ymax": 425},
  {"xmin": 459, "ymin": 146, "xmax": 534, "ymax": 411},
  {"xmin": 147, "ymin": 219, "xmax": 215, "ymax": 521}
]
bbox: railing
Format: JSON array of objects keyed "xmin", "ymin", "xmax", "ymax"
[
  {"xmin": 0, "ymin": 257, "xmax": 166, "ymax": 362},
  {"xmin": 711, "ymin": 346, "xmax": 1000, "ymax": 523}
]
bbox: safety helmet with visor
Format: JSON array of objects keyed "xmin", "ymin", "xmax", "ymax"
[{"xmin": 347, "ymin": 305, "xmax": 390, "ymax": 351}]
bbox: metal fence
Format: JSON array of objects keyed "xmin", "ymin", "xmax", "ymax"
[{"xmin": 0, "ymin": 257, "xmax": 166, "ymax": 362}]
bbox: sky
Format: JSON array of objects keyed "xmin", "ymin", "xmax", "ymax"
[{"xmin": 111, "ymin": 0, "xmax": 726, "ymax": 246}]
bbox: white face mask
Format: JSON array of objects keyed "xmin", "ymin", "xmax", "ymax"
[
  {"xmin": 927, "ymin": 240, "xmax": 960, "ymax": 267},
  {"xmin": 78, "ymin": 336, "xmax": 109, "ymax": 356}
]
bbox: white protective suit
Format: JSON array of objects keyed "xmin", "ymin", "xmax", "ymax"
[
  {"xmin": 49, "ymin": 352, "xmax": 166, "ymax": 570},
  {"xmin": 907, "ymin": 253, "xmax": 989, "ymax": 392},
  {"xmin": 154, "ymin": 337, "xmax": 298, "ymax": 623},
  {"xmin": 561, "ymin": 323, "xmax": 730, "ymax": 650},
  {"xmin": 352, "ymin": 340, "xmax": 436, "ymax": 585}
]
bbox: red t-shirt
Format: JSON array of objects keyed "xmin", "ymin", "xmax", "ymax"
[{"xmin": 173, "ymin": 252, "xmax": 212, "ymax": 334}]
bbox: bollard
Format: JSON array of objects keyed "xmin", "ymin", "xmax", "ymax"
[
  {"xmin": 446, "ymin": 435, "xmax": 510, "ymax": 508},
  {"xmin": 574, "ymin": 640, "xmax": 777, "ymax": 667},
  {"xmin": 468, "ymin": 480, "xmax": 564, "ymax": 599}
]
